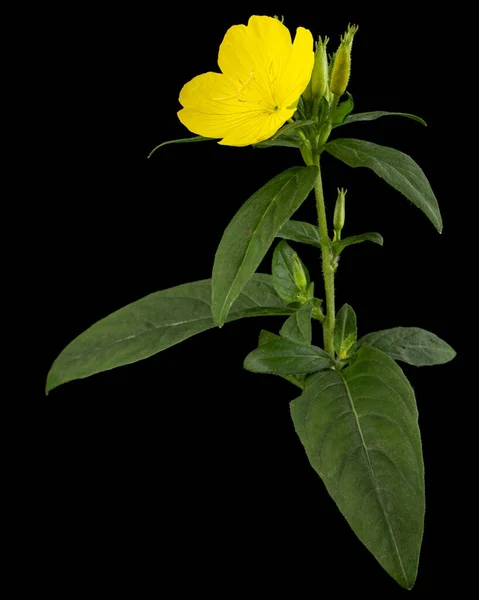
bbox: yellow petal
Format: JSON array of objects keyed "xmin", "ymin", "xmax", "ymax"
[
  {"xmin": 179, "ymin": 72, "xmax": 252, "ymax": 115},
  {"xmin": 246, "ymin": 16, "xmax": 292, "ymax": 93},
  {"xmin": 217, "ymin": 24, "xmax": 252, "ymax": 90},
  {"xmin": 218, "ymin": 16, "xmax": 292, "ymax": 109},
  {"xmin": 276, "ymin": 27, "xmax": 314, "ymax": 108}
]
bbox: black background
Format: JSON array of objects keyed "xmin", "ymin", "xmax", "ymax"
[{"xmin": 37, "ymin": 1, "xmax": 470, "ymax": 596}]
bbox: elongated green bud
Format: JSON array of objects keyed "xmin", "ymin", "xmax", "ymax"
[
  {"xmin": 330, "ymin": 25, "xmax": 358, "ymax": 96},
  {"xmin": 312, "ymin": 37, "xmax": 330, "ymax": 101},
  {"xmin": 333, "ymin": 188, "xmax": 347, "ymax": 239},
  {"xmin": 303, "ymin": 37, "xmax": 329, "ymax": 107}
]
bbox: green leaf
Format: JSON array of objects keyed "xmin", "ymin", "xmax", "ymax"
[
  {"xmin": 337, "ymin": 111, "xmax": 427, "ymax": 128},
  {"xmin": 290, "ymin": 347, "xmax": 424, "ymax": 589},
  {"xmin": 270, "ymin": 119, "xmax": 315, "ymax": 140},
  {"xmin": 254, "ymin": 131, "xmax": 302, "ymax": 148},
  {"xmin": 277, "ymin": 220, "xmax": 321, "ymax": 248},
  {"xmin": 325, "ymin": 139, "xmax": 442, "ymax": 232},
  {"xmin": 332, "ymin": 93, "xmax": 354, "ymax": 126},
  {"xmin": 357, "ymin": 326, "xmax": 456, "ymax": 366},
  {"xmin": 46, "ymin": 274, "xmax": 291, "ymax": 394},
  {"xmin": 332, "ymin": 232, "xmax": 384, "ymax": 256},
  {"xmin": 148, "ymin": 136, "xmax": 215, "ymax": 158},
  {"xmin": 212, "ymin": 166, "xmax": 318, "ymax": 327},
  {"xmin": 258, "ymin": 330, "xmax": 305, "ymax": 389},
  {"xmin": 272, "ymin": 240, "xmax": 311, "ymax": 303},
  {"xmin": 244, "ymin": 338, "xmax": 334, "ymax": 375},
  {"xmin": 334, "ymin": 304, "xmax": 357, "ymax": 358},
  {"xmin": 280, "ymin": 304, "xmax": 313, "ymax": 345}
]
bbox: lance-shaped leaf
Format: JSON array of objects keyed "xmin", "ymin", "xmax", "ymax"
[
  {"xmin": 336, "ymin": 111, "xmax": 426, "ymax": 128},
  {"xmin": 280, "ymin": 304, "xmax": 313, "ymax": 345},
  {"xmin": 325, "ymin": 138, "xmax": 442, "ymax": 232},
  {"xmin": 244, "ymin": 338, "xmax": 334, "ymax": 375},
  {"xmin": 272, "ymin": 240, "xmax": 312, "ymax": 303},
  {"xmin": 332, "ymin": 232, "xmax": 383, "ymax": 256},
  {"xmin": 290, "ymin": 347, "xmax": 425, "ymax": 589},
  {"xmin": 148, "ymin": 135, "xmax": 215, "ymax": 158},
  {"xmin": 357, "ymin": 326, "xmax": 456, "ymax": 366},
  {"xmin": 277, "ymin": 220, "xmax": 321, "ymax": 248},
  {"xmin": 46, "ymin": 274, "xmax": 292, "ymax": 394},
  {"xmin": 258, "ymin": 330, "xmax": 305, "ymax": 389},
  {"xmin": 211, "ymin": 166, "xmax": 318, "ymax": 327},
  {"xmin": 334, "ymin": 304, "xmax": 357, "ymax": 358}
]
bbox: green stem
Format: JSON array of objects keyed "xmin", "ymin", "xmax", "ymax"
[{"xmin": 313, "ymin": 158, "xmax": 335, "ymax": 356}]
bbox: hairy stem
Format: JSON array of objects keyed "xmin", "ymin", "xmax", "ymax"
[{"xmin": 313, "ymin": 158, "xmax": 335, "ymax": 356}]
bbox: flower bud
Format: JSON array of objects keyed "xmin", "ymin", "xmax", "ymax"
[
  {"xmin": 292, "ymin": 252, "xmax": 309, "ymax": 293},
  {"xmin": 330, "ymin": 25, "xmax": 358, "ymax": 97},
  {"xmin": 303, "ymin": 37, "xmax": 329, "ymax": 109},
  {"xmin": 312, "ymin": 37, "xmax": 330, "ymax": 102},
  {"xmin": 333, "ymin": 188, "xmax": 347, "ymax": 238}
]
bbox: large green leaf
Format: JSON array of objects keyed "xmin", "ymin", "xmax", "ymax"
[
  {"xmin": 277, "ymin": 220, "xmax": 321, "ymax": 248},
  {"xmin": 212, "ymin": 166, "xmax": 318, "ymax": 327},
  {"xmin": 334, "ymin": 304, "xmax": 357, "ymax": 358},
  {"xmin": 244, "ymin": 338, "xmax": 334, "ymax": 375},
  {"xmin": 357, "ymin": 326, "xmax": 456, "ymax": 366},
  {"xmin": 46, "ymin": 274, "xmax": 291, "ymax": 394},
  {"xmin": 332, "ymin": 232, "xmax": 383, "ymax": 256},
  {"xmin": 148, "ymin": 135, "xmax": 215, "ymax": 158},
  {"xmin": 290, "ymin": 347, "xmax": 424, "ymax": 589},
  {"xmin": 280, "ymin": 304, "xmax": 313, "ymax": 345},
  {"xmin": 325, "ymin": 139, "xmax": 442, "ymax": 232},
  {"xmin": 337, "ymin": 111, "xmax": 426, "ymax": 128}
]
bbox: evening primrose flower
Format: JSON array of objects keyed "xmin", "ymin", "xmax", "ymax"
[{"xmin": 177, "ymin": 15, "xmax": 314, "ymax": 147}]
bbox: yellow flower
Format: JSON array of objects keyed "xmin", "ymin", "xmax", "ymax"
[{"xmin": 177, "ymin": 15, "xmax": 314, "ymax": 147}]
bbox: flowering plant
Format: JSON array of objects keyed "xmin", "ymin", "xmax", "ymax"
[{"xmin": 46, "ymin": 15, "xmax": 455, "ymax": 589}]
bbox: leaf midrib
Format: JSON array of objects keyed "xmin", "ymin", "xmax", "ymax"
[{"xmin": 338, "ymin": 370, "xmax": 409, "ymax": 586}]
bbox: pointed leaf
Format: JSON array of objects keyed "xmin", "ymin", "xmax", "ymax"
[
  {"xmin": 290, "ymin": 347, "xmax": 425, "ymax": 589},
  {"xmin": 336, "ymin": 111, "xmax": 426, "ymax": 128},
  {"xmin": 325, "ymin": 139, "xmax": 442, "ymax": 232},
  {"xmin": 212, "ymin": 166, "xmax": 318, "ymax": 326},
  {"xmin": 332, "ymin": 93, "xmax": 354, "ymax": 126},
  {"xmin": 254, "ymin": 131, "xmax": 302, "ymax": 149},
  {"xmin": 270, "ymin": 119, "xmax": 315, "ymax": 140},
  {"xmin": 244, "ymin": 338, "xmax": 334, "ymax": 375},
  {"xmin": 334, "ymin": 304, "xmax": 357, "ymax": 358},
  {"xmin": 277, "ymin": 220, "xmax": 321, "ymax": 248},
  {"xmin": 272, "ymin": 240, "xmax": 311, "ymax": 303},
  {"xmin": 258, "ymin": 330, "xmax": 305, "ymax": 389},
  {"xmin": 332, "ymin": 232, "xmax": 383, "ymax": 255},
  {"xmin": 46, "ymin": 274, "xmax": 291, "ymax": 394},
  {"xmin": 357, "ymin": 326, "xmax": 456, "ymax": 366},
  {"xmin": 280, "ymin": 304, "xmax": 313, "ymax": 345},
  {"xmin": 148, "ymin": 136, "xmax": 215, "ymax": 158}
]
